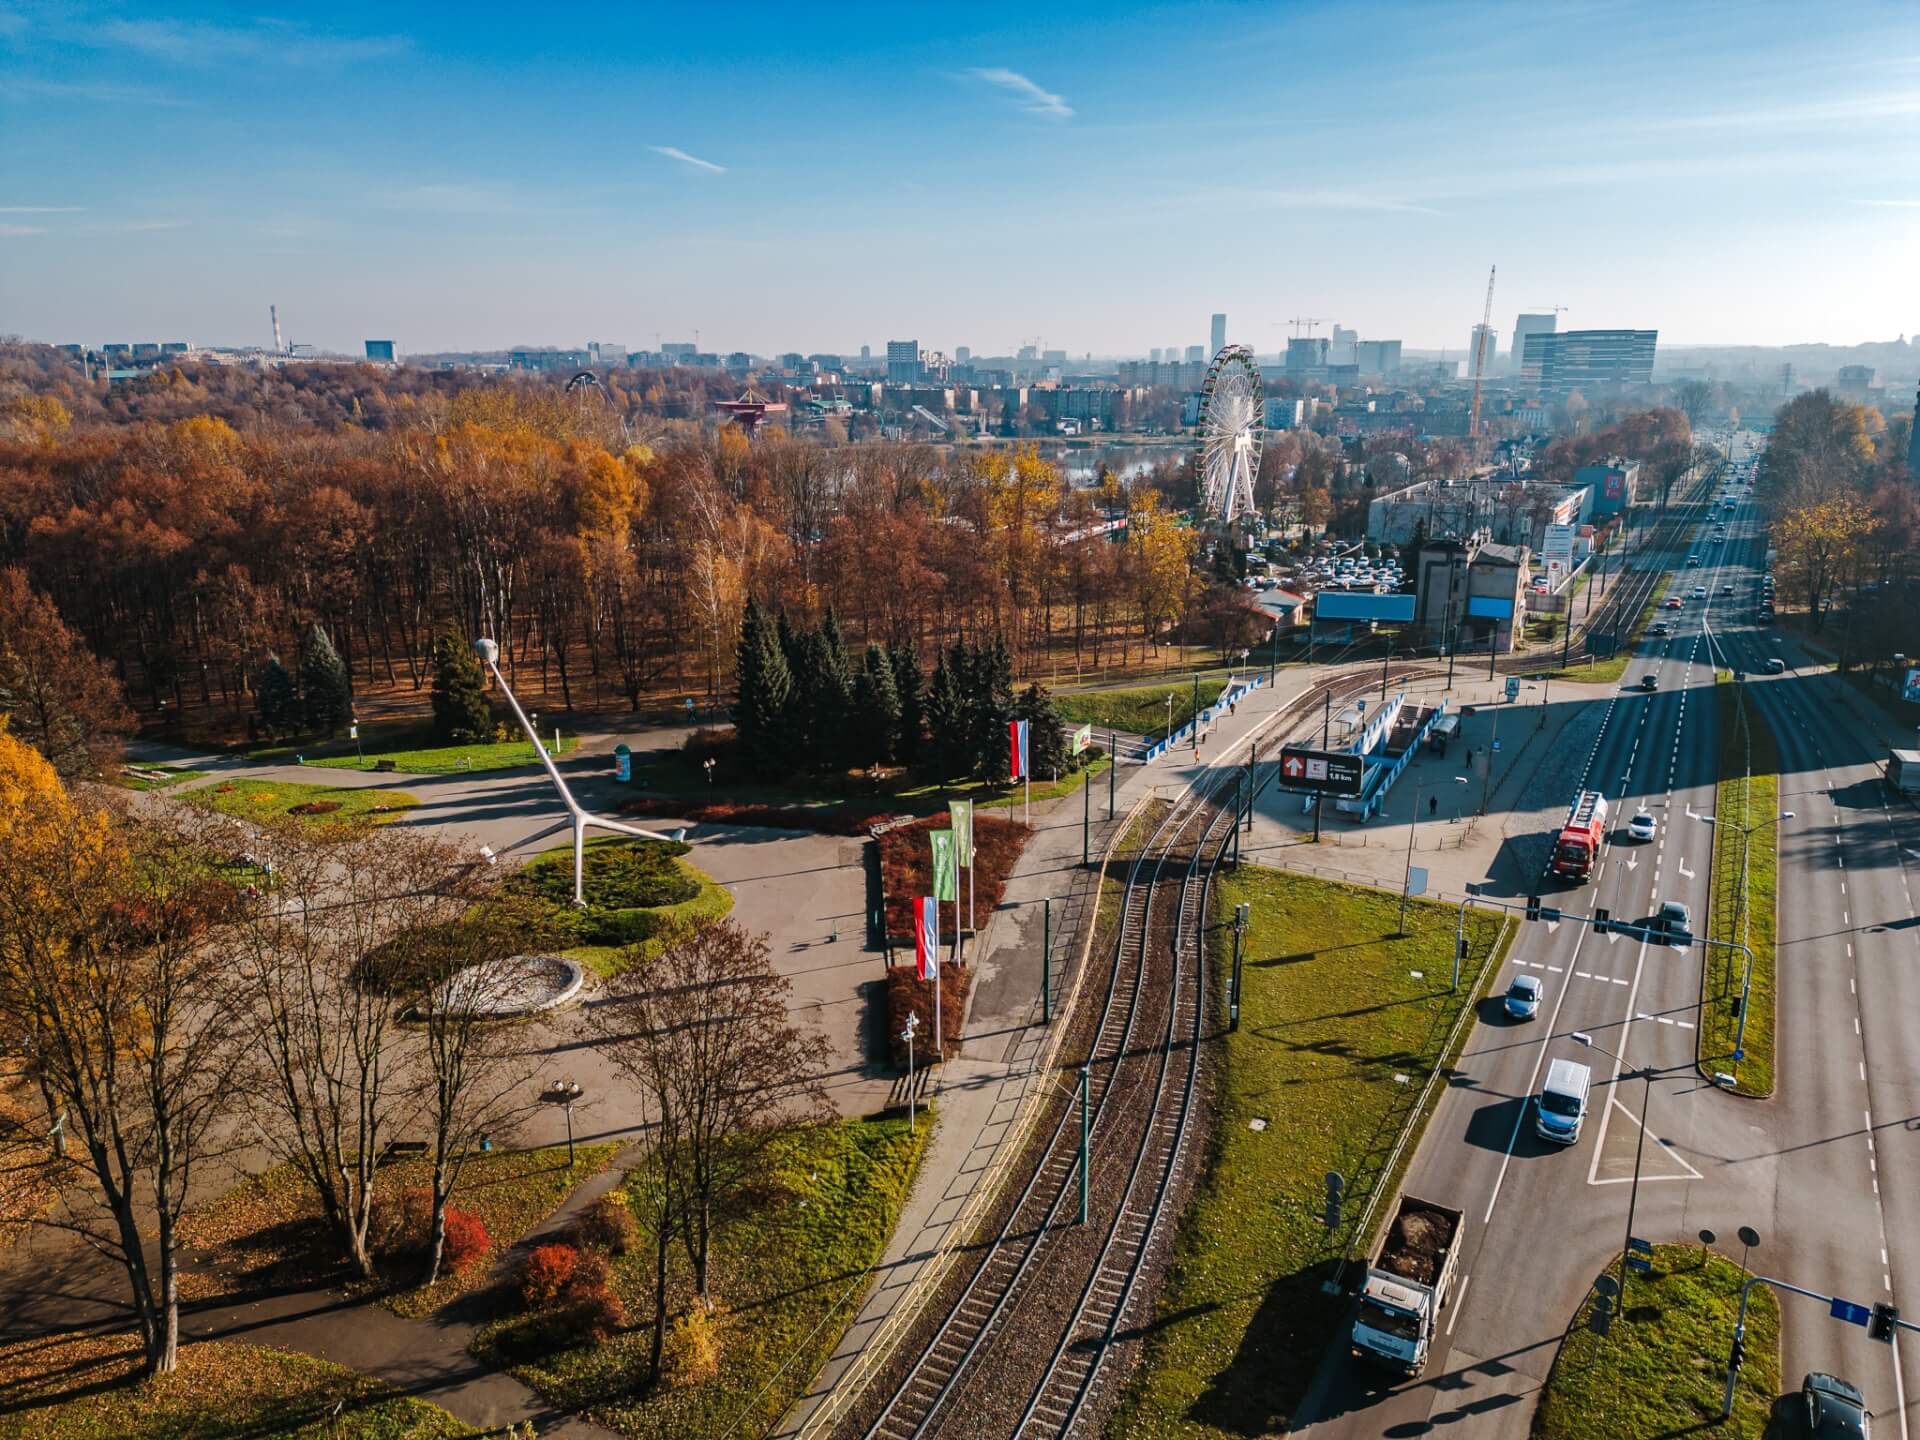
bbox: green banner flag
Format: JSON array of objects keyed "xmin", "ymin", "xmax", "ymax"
[
  {"xmin": 947, "ymin": 800, "xmax": 974, "ymax": 866},
  {"xmin": 1072, "ymin": 723, "xmax": 1092, "ymax": 755},
  {"xmin": 930, "ymin": 828, "xmax": 958, "ymax": 901}
]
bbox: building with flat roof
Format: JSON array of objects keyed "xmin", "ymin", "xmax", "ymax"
[
  {"xmin": 1355, "ymin": 339, "xmax": 1401, "ymax": 376},
  {"xmin": 1510, "ymin": 313, "xmax": 1556, "ymax": 378},
  {"xmin": 365, "ymin": 340, "xmax": 396, "ymax": 362},
  {"xmin": 886, "ymin": 339, "xmax": 921, "ymax": 385},
  {"xmin": 1909, "ymin": 382, "xmax": 1920, "ymax": 476},
  {"xmin": 1520, "ymin": 329, "xmax": 1657, "ymax": 398},
  {"xmin": 1285, "ymin": 336, "xmax": 1329, "ymax": 374},
  {"xmin": 1211, "ymin": 312, "xmax": 1226, "ymax": 354}
]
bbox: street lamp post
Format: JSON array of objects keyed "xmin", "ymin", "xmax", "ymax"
[
  {"xmin": 901, "ymin": 1013, "xmax": 919, "ymax": 1132},
  {"xmin": 1399, "ymin": 776, "xmax": 1467, "ymax": 934},
  {"xmin": 540, "ymin": 1078, "xmax": 585, "ymax": 1166},
  {"xmin": 1697, "ymin": 810, "xmax": 1794, "ymax": 1029}
]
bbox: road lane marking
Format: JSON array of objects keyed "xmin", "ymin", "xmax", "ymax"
[{"xmin": 1448, "ymin": 1273, "xmax": 1470, "ymax": 1335}]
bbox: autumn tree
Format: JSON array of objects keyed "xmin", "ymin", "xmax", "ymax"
[
  {"xmin": 0, "ymin": 567, "xmax": 134, "ymax": 778},
  {"xmin": 586, "ymin": 918, "xmax": 830, "ymax": 1375},
  {"xmin": 0, "ymin": 734, "xmax": 242, "ymax": 1376}
]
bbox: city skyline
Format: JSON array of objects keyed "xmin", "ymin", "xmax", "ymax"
[{"xmin": 3, "ymin": 0, "xmax": 1918, "ymax": 353}]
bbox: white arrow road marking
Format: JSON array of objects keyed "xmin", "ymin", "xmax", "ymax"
[
  {"xmin": 1678, "ymin": 859, "xmax": 1694, "ymax": 879},
  {"xmin": 1625, "ymin": 855, "xmax": 1637, "ymax": 871}
]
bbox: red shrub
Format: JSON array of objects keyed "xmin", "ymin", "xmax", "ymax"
[
  {"xmin": 570, "ymin": 1193, "xmax": 638, "ymax": 1256},
  {"xmin": 879, "ymin": 813, "xmax": 1029, "ymax": 944},
  {"xmin": 517, "ymin": 1243, "xmax": 581, "ymax": 1309},
  {"xmin": 565, "ymin": 1283, "xmax": 628, "ymax": 1342},
  {"xmin": 885, "ymin": 961, "xmax": 972, "ymax": 1067},
  {"xmin": 619, "ymin": 796, "xmax": 894, "ymax": 835},
  {"xmin": 441, "ymin": 1206, "xmax": 491, "ymax": 1274}
]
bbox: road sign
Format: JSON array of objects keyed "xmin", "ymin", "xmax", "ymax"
[
  {"xmin": 1537, "ymin": 905, "xmax": 1563, "ymax": 923},
  {"xmin": 1628, "ymin": 1236, "xmax": 1652, "ymax": 1254},
  {"xmin": 1906, "ymin": 668, "xmax": 1920, "ymax": 704},
  {"xmin": 1626, "ymin": 1255, "xmax": 1653, "ymax": 1274},
  {"xmin": 1407, "ymin": 866, "xmax": 1428, "ymax": 898},
  {"xmin": 1278, "ymin": 746, "xmax": 1364, "ymax": 796},
  {"xmin": 1832, "ymin": 1298, "xmax": 1873, "ymax": 1328},
  {"xmin": 1491, "ymin": 737, "xmax": 1502, "ymax": 752},
  {"xmin": 1506, "ymin": 677, "xmax": 1521, "ymax": 701}
]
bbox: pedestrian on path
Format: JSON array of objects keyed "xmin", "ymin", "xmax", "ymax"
[{"xmin": 1429, "ymin": 793, "xmax": 1438, "ymax": 817}]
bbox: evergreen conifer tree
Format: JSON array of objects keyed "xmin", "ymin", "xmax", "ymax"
[
  {"xmin": 975, "ymin": 635, "xmax": 1016, "ymax": 784},
  {"xmin": 798, "ymin": 630, "xmax": 850, "ymax": 770},
  {"xmin": 924, "ymin": 650, "xmax": 966, "ymax": 781},
  {"xmin": 891, "ymin": 638, "xmax": 923, "ymax": 764},
  {"xmin": 299, "ymin": 623, "xmax": 352, "ymax": 736},
  {"xmin": 851, "ymin": 644, "xmax": 901, "ymax": 766},
  {"xmin": 256, "ymin": 655, "xmax": 296, "ymax": 734},
  {"xmin": 734, "ymin": 598, "xmax": 794, "ymax": 777},
  {"xmin": 1016, "ymin": 682, "xmax": 1068, "ymax": 780},
  {"xmin": 430, "ymin": 627, "xmax": 492, "ymax": 741}
]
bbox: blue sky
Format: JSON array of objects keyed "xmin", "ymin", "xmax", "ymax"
[{"xmin": 3, "ymin": 1, "xmax": 1917, "ymax": 356}]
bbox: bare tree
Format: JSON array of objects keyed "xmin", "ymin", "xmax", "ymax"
[
  {"xmin": 0, "ymin": 753, "xmax": 242, "ymax": 1376},
  {"xmin": 227, "ymin": 821, "xmax": 478, "ymax": 1281},
  {"xmin": 408, "ymin": 894, "xmax": 550, "ymax": 1286},
  {"xmin": 587, "ymin": 918, "xmax": 830, "ymax": 1369},
  {"xmin": 0, "ymin": 567, "xmax": 135, "ymax": 779}
]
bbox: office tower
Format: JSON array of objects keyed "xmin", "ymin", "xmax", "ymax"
[
  {"xmin": 1510, "ymin": 313, "xmax": 1556, "ymax": 379},
  {"xmin": 365, "ymin": 340, "xmax": 396, "ymax": 362},
  {"xmin": 1525, "ymin": 330, "xmax": 1659, "ymax": 398},
  {"xmin": 1210, "ymin": 312, "xmax": 1227, "ymax": 354},
  {"xmin": 886, "ymin": 339, "xmax": 921, "ymax": 385}
]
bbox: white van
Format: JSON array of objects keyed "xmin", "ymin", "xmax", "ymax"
[{"xmin": 1535, "ymin": 1058, "xmax": 1591, "ymax": 1145}]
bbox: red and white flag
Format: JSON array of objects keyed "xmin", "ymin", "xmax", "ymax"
[
  {"xmin": 914, "ymin": 895, "xmax": 939, "ymax": 979},
  {"xmin": 1009, "ymin": 719, "xmax": 1030, "ymax": 780}
]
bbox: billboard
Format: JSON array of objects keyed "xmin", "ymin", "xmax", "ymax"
[
  {"xmin": 1602, "ymin": 469, "xmax": 1626, "ymax": 502},
  {"xmin": 1467, "ymin": 595, "xmax": 1515, "ymax": 619},
  {"xmin": 1313, "ymin": 591, "xmax": 1416, "ymax": 623},
  {"xmin": 1278, "ymin": 746, "xmax": 1365, "ymax": 795},
  {"xmin": 1542, "ymin": 523, "xmax": 1577, "ymax": 573},
  {"xmin": 1905, "ymin": 669, "xmax": 1920, "ymax": 704}
]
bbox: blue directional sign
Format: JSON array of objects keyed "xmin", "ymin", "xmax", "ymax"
[
  {"xmin": 1626, "ymin": 1256, "xmax": 1653, "ymax": 1274},
  {"xmin": 1832, "ymin": 1297, "xmax": 1873, "ymax": 1327},
  {"xmin": 1628, "ymin": 1237, "xmax": 1653, "ymax": 1254}
]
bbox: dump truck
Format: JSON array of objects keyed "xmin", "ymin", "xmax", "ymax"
[
  {"xmin": 1351, "ymin": 1194, "xmax": 1464, "ymax": 1376},
  {"xmin": 1551, "ymin": 790, "xmax": 1608, "ymax": 880}
]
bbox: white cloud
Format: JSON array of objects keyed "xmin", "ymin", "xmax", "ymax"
[
  {"xmin": 1851, "ymin": 198, "xmax": 1920, "ymax": 208},
  {"xmin": 1250, "ymin": 188, "xmax": 1440, "ymax": 215},
  {"xmin": 650, "ymin": 146, "xmax": 726, "ymax": 175},
  {"xmin": 114, "ymin": 220, "xmax": 190, "ymax": 232},
  {"xmin": 0, "ymin": 223, "xmax": 44, "ymax": 237},
  {"xmin": 97, "ymin": 18, "xmax": 408, "ymax": 66},
  {"xmin": 0, "ymin": 205, "xmax": 83, "ymax": 213},
  {"xmin": 968, "ymin": 67, "xmax": 1072, "ymax": 118}
]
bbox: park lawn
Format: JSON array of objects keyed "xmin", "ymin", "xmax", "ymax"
[
  {"xmin": 1055, "ymin": 679, "xmax": 1228, "ymax": 742},
  {"xmin": 0, "ymin": 1334, "xmax": 479, "ymax": 1439},
  {"xmin": 473, "ymin": 1111, "xmax": 928, "ymax": 1440},
  {"xmin": 1534, "ymin": 1246, "xmax": 1780, "ymax": 1440},
  {"xmin": 306, "ymin": 735, "xmax": 576, "ymax": 775},
  {"xmin": 116, "ymin": 766, "xmax": 210, "ymax": 791},
  {"xmin": 1700, "ymin": 674, "xmax": 1780, "ymax": 1097},
  {"xmin": 189, "ymin": 778, "xmax": 419, "ymax": 827},
  {"xmin": 516, "ymin": 835, "xmax": 734, "ymax": 978},
  {"xmin": 178, "ymin": 1142, "xmax": 621, "ymax": 1320},
  {"xmin": 1109, "ymin": 867, "xmax": 1513, "ymax": 1440}
]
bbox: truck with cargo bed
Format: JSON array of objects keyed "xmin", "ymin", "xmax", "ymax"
[
  {"xmin": 1889, "ymin": 749, "xmax": 1920, "ymax": 796},
  {"xmin": 1351, "ymin": 1194, "xmax": 1464, "ymax": 1376}
]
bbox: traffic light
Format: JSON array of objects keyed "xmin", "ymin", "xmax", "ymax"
[
  {"xmin": 1728, "ymin": 1331, "xmax": 1747, "ymax": 1370},
  {"xmin": 1594, "ymin": 907, "xmax": 1611, "ymax": 936},
  {"xmin": 1526, "ymin": 895, "xmax": 1542, "ymax": 922},
  {"xmin": 1457, "ymin": 936, "xmax": 1470, "ymax": 962},
  {"xmin": 1870, "ymin": 1302, "xmax": 1900, "ymax": 1343}
]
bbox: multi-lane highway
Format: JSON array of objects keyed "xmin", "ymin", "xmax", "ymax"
[{"xmin": 1297, "ymin": 437, "xmax": 1917, "ymax": 1437}]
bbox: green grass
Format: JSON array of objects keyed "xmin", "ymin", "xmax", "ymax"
[
  {"xmin": 1055, "ymin": 679, "xmax": 1228, "ymax": 742},
  {"xmin": 1544, "ymin": 573, "xmax": 1671, "ymax": 685},
  {"xmin": 1109, "ymin": 867, "xmax": 1514, "ymax": 1440},
  {"xmin": 1700, "ymin": 675, "xmax": 1779, "ymax": 1097},
  {"xmin": 116, "ymin": 766, "xmax": 210, "ymax": 792},
  {"xmin": 473, "ymin": 1111, "xmax": 928, "ymax": 1440},
  {"xmin": 188, "ymin": 778, "xmax": 419, "ymax": 827},
  {"xmin": 1534, "ymin": 1246, "xmax": 1780, "ymax": 1440},
  {"xmin": 0, "ymin": 1335, "xmax": 479, "ymax": 1439},
  {"xmin": 515, "ymin": 835, "xmax": 734, "ymax": 978},
  {"xmin": 304, "ymin": 735, "xmax": 576, "ymax": 774}
]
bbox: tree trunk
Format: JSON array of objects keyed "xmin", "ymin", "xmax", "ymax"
[{"xmin": 649, "ymin": 1213, "xmax": 672, "ymax": 1381}]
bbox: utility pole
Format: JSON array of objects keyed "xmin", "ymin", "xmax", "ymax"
[
  {"xmin": 1314, "ymin": 688, "xmax": 1332, "ymax": 841},
  {"xmin": 1078, "ymin": 1066, "xmax": 1090, "ymax": 1224},
  {"xmin": 1042, "ymin": 896, "xmax": 1052, "ymax": 1024},
  {"xmin": 1479, "ymin": 708, "xmax": 1500, "ymax": 816},
  {"xmin": 1108, "ymin": 729, "xmax": 1116, "ymax": 818},
  {"xmin": 1230, "ymin": 902, "xmax": 1249, "ymax": 1030}
]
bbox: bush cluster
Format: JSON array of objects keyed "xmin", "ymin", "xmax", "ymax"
[
  {"xmin": 509, "ymin": 1192, "xmax": 636, "ymax": 1346},
  {"xmin": 514, "ymin": 839, "xmax": 697, "ymax": 912}
]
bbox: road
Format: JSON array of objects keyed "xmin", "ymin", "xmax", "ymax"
[{"xmin": 1295, "ymin": 433, "xmax": 1916, "ymax": 1437}]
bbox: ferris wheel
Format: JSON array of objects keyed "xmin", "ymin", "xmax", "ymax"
[{"xmin": 1193, "ymin": 344, "xmax": 1264, "ymax": 524}]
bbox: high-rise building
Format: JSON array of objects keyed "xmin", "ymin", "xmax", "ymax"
[
  {"xmin": 1510, "ymin": 313, "xmax": 1556, "ymax": 378},
  {"xmin": 886, "ymin": 339, "xmax": 922, "ymax": 385},
  {"xmin": 1210, "ymin": 312, "xmax": 1227, "ymax": 354},
  {"xmin": 955, "ymin": 346, "xmax": 971, "ymax": 363},
  {"xmin": 1150, "ymin": 348, "xmax": 1163, "ymax": 364},
  {"xmin": 1468, "ymin": 324, "xmax": 1498, "ymax": 373},
  {"xmin": 1524, "ymin": 330, "xmax": 1658, "ymax": 398},
  {"xmin": 1354, "ymin": 340, "xmax": 1402, "ymax": 375},
  {"xmin": 1908, "ymin": 382, "xmax": 1920, "ymax": 476},
  {"xmin": 860, "ymin": 344, "xmax": 871, "ymax": 360},
  {"xmin": 365, "ymin": 340, "xmax": 396, "ymax": 362},
  {"xmin": 590, "ymin": 341, "xmax": 625, "ymax": 367},
  {"xmin": 1330, "ymin": 325, "xmax": 1358, "ymax": 365},
  {"xmin": 1185, "ymin": 345, "xmax": 1205, "ymax": 363},
  {"xmin": 1285, "ymin": 337, "xmax": 1330, "ymax": 373}
]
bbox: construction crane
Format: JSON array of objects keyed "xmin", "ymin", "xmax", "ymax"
[
  {"xmin": 1468, "ymin": 265, "xmax": 1496, "ymax": 442},
  {"xmin": 1287, "ymin": 317, "xmax": 1332, "ymax": 338}
]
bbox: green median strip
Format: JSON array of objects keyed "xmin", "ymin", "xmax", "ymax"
[
  {"xmin": 1054, "ymin": 680, "xmax": 1227, "ymax": 744},
  {"xmin": 1535, "ymin": 1245, "xmax": 1779, "ymax": 1440},
  {"xmin": 1700, "ymin": 674, "xmax": 1779, "ymax": 1097},
  {"xmin": 1109, "ymin": 866, "xmax": 1513, "ymax": 1440}
]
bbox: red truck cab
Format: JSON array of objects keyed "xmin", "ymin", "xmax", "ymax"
[{"xmin": 1552, "ymin": 791, "xmax": 1608, "ymax": 880}]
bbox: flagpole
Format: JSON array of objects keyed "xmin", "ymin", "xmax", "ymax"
[{"xmin": 1025, "ymin": 773, "xmax": 1030, "ymax": 825}]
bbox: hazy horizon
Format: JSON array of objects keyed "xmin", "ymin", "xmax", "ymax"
[{"xmin": 4, "ymin": 0, "xmax": 1918, "ymax": 356}]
